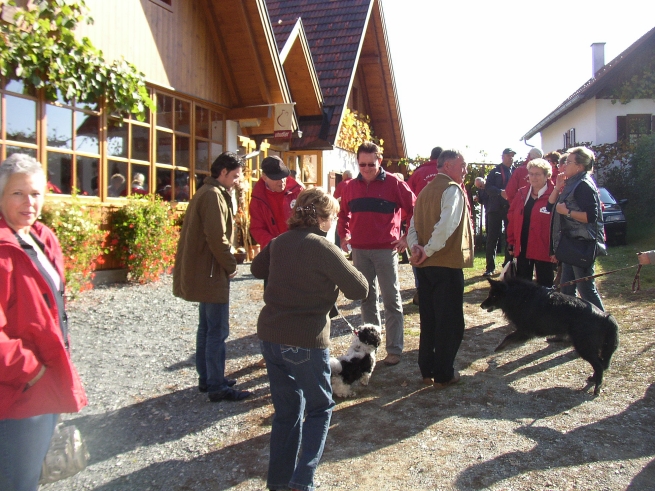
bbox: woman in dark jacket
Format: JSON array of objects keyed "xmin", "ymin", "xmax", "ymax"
[
  {"xmin": 0, "ymin": 154, "xmax": 87, "ymax": 491},
  {"xmin": 507, "ymin": 158, "xmax": 556, "ymax": 287},
  {"xmin": 252, "ymin": 187, "xmax": 368, "ymax": 491},
  {"xmin": 549, "ymin": 147, "xmax": 605, "ymax": 310}
]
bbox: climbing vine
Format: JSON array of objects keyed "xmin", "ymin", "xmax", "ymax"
[
  {"xmin": 0, "ymin": 0, "xmax": 154, "ymax": 119},
  {"xmin": 336, "ymin": 108, "xmax": 384, "ymax": 155},
  {"xmin": 608, "ymin": 61, "xmax": 655, "ymax": 105}
]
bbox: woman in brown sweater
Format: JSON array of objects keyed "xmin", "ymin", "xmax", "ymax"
[{"xmin": 252, "ymin": 187, "xmax": 368, "ymax": 491}]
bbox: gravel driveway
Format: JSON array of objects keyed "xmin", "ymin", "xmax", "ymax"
[{"xmin": 42, "ymin": 262, "xmax": 655, "ymax": 490}]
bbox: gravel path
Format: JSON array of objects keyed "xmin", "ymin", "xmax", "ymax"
[{"xmin": 42, "ymin": 262, "xmax": 655, "ymax": 490}]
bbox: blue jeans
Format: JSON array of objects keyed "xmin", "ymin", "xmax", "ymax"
[
  {"xmin": 260, "ymin": 341, "xmax": 334, "ymax": 491},
  {"xmin": 0, "ymin": 413, "xmax": 59, "ymax": 491},
  {"xmin": 560, "ymin": 262, "xmax": 604, "ymax": 311},
  {"xmin": 197, "ymin": 302, "xmax": 230, "ymax": 394},
  {"xmin": 352, "ymin": 248, "xmax": 404, "ymax": 355}
]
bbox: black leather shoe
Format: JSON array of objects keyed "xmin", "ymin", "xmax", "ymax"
[
  {"xmin": 199, "ymin": 379, "xmax": 237, "ymax": 393},
  {"xmin": 208, "ymin": 388, "xmax": 251, "ymax": 402}
]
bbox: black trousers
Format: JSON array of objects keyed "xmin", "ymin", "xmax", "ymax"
[
  {"xmin": 485, "ymin": 210, "xmax": 509, "ymax": 272},
  {"xmin": 516, "ymin": 255, "xmax": 555, "ymax": 287},
  {"xmin": 416, "ymin": 266, "xmax": 465, "ymax": 383}
]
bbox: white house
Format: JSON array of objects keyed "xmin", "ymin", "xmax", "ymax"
[{"xmin": 522, "ymin": 27, "xmax": 655, "ymax": 151}]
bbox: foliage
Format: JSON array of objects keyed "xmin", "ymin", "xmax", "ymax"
[
  {"xmin": 40, "ymin": 195, "xmax": 107, "ymax": 296},
  {"xmin": 0, "ymin": 0, "xmax": 154, "ymax": 119},
  {"xmin": 336, "ymin": 109, "xmax": 384, "ymax": 155},
  {"xmin": 109, "ymin": 197, "xmax": 179, "ymax": 283},
  {"xmin": 627, "ymin": 134, "xmax": 655, "ymax": 209},
  {"xmin": 400, "ymin": 155, "xmax": 428, "ymax": 174},
  {"xmin": 608, "ymin": 61, "xmax": 655, "ymax": 104}
]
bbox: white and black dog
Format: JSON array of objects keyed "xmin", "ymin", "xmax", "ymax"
[{"xmin": 330, "ymin": 324, "xmax": 382, "ymax": 398}]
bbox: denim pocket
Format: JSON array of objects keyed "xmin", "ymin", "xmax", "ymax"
[{"xmin": 281, "ymin": 345, "xmax": 310, "ymax": 365}]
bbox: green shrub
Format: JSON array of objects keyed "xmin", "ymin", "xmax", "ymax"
[
  {"xmin": 40, "ymin": 197, "xmax": 107, "ymax": 296},
  {"xmin": 110, "ymin": 196, "xmax": 179, "ymax": 283}
]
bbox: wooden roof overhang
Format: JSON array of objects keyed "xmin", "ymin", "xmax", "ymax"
[
  {"xmin": 278, "ymin": 18, "xmax": 323, "ymax": 118},
  {"xmin": 350, "ymin": 0, "xmax": 407, "ymax": 160},
  {"xmin": 201, "ymin": 0, "xmax": 298, "ymax": 137}
]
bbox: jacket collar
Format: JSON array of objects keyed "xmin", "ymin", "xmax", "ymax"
[{"xmin": 356, "ymin": 167, "xmax": 386, "ymax": 183}]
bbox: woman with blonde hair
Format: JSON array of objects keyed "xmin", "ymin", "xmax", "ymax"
[
  {"xmin": 252, "ymin": 187, "xmax": 368, "ymax": 491},
  {"xmin": 507, "ymin": 158, "xmax": 556, "ymax": 286}
]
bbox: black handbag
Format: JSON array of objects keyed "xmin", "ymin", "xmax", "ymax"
[{"xmin": 555, "ymin": 235, "xmax": 597, "ymax": 269}]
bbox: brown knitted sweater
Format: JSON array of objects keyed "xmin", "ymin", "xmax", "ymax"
[{"xmin": 251, "ymin": 227, "xmax": 368, "ymax": 349}]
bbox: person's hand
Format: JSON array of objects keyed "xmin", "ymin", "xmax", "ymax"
[
  {"xmin": 500, "ymin": 190, "xmax": 507, "ymax": 200},
  {"xmin": 27, "ymin": 365, "xmax": 46, "ymax": 388},
  {"xmin": 637, "ymin": 252, "xmax": 652, "ymax": 265},
  {"xmin": 555, "ymin": 173, "xmax": 566, "ymax": 191},
  {"xmin": 229, "ymin": 271, "xmax": 238, "ymax": 279},
  {"xmin": 392, "ymin": 235, "xmax": 408, "ymax": 254},
  {"xmin": 556, "ymin": 202, "xmax": 569, "ymax": 215},
  {"xmin": 550, "ymin": 255, "xmax": 558, "ymax": 263},
  {"xmin": 341, "ymin": 235, "xmax": 351, "ymax": 252},
  {"xmin": 409, "ymin": 245, "xmax": 427, "ymax": 266}
]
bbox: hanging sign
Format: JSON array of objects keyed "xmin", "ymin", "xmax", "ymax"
[{"xmin": 274, "ymin": 103, "xmax": 294, "ymax": 139}]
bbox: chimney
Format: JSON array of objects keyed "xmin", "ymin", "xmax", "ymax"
[{"xmin": 591, "ymin": 42, "xmax": 606, "ymax": 77}]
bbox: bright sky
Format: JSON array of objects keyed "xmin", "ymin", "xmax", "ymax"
[{"xmin": 383, "ymin": 0, "xmax": 655, "ymax": 163}]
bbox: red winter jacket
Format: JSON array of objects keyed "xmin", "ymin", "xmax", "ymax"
[
  {"xmin": 0, "ymin": 218, "xmax": 87, "ymax": 420},
  {"xmin": 338, "ymin": 168, "xmax": 415, "ymax": 250},
  {"xmin": 249, "ymin": 176, "xmax": 304, "ymax": 248},
  {"xmin": 407, "ymin": 160, "xmax": 438, "ymax": 197},
  {"xmin": 507, "ymin": 183, "xmax": 554, "ymax": 263},
  {"xmin": 505, "ymin": 164, "xmax": 528, "ymax": 204}
]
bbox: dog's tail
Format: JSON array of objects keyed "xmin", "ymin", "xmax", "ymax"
[{"xmin": 600, "ymin": 314, "xmax": 620, "ymax": 370}]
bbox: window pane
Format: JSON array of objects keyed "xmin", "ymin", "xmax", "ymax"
[
  {"xmin": 132, "ymin": 125, "xmax": 150, "ymax": 161},
  {"xmin": 5, "ymin": 95, "xmax": 36, "ymax": 143},
  {"xmin": 46, "ymin": 104, "xmax": 73, "ymax": 149},
  {"xmin": 175, "ymin": 135, "xmax": 189, "ymax": 167},
  {"xmin": 107, "ymin": 119, "xmax": 128, "ymax": 157},
  {"xmin": 156, "ymin": 130, "xmax": 172, "ymax": 165},
  {"xmin": 195, "ymin": 140, "xmax": 209, "ymax": 172},
  {"xmin": 156, "ymin": 93, "xmax": 173, "ymax": 129},
  {"xmin": 156, "ymin": 167, "xmax": 173, "ymax": 201},
  {"xmin": 175, "ymin": 99, "xmax": 190, "ymax": 133},
  {"xmin": 210, "ymin": 142, "xmax": 223, "ymax": 163},
  {"xmin": 108, "ymin": 161, "xmax": 128, "ymax": 197},
  {"xmin": 6, "ymin": 146, "xmax": 36, "ymax": 159},
  {"xmin": 75, "ymin": 114, "xmax": 99, "ymax": 154},
  {"xmin": 75, "ymin": 99, "xmax": 99, "ymax": 112},
  {"xmin": 131, "ymin": 164, "xmax": 150, "ymax": 195},
  {"xmin": 47, "ymin": 152, "xmax": 73, "ymax": 195},
  {"xmin": 195, "ymin": 173, "xmax": 208, "ymax": 191},
  {"xmin": 77, "ymin": 156, "xmax": 99, "ymax": 196},
  {"xmin": 174, "ymin": 170, "xmax": 190, "ymax": 202},
  {"xmin": 196, "ymin": 106, "xmax": 209, "ymax": 138},
  {"xmin": 3, "ymin": 79, "xmax": 35, "ymax": 96},
  {"xmin": 211, "ymin": 111, "xmax": 224, "ymax": 142}
]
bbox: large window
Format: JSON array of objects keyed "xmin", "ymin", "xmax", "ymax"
[
  {"xmin": 1, "ymin": 78, "xmax": 226, "ymax": 202},
  {"xmin": 617, "ymin": 114, "xmax": 653, "ymax": 144}
]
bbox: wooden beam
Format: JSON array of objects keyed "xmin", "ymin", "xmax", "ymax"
[
  {"xmin": 226, "ymin": 106, "xmax": 272, "ymax": 120},
  {"xmin": 200, "ymin": 0, "xmax": 241, "ymax": 106},
  {"xmin": 359, "ymin": 55, "xmax": 381, "ymax": 65},
  {"xmin": 237, "ymin": 1, "xmax": 271, "ymax": 103}
]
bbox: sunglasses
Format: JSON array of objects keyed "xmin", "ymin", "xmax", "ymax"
[{"xmin": 358, "ymin": 163, "xmax": 377, "ymax": 168}]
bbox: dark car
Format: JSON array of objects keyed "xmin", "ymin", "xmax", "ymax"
[{"xmin": 599, "ymin": 187, "xmax": 627, "ymax": 245}]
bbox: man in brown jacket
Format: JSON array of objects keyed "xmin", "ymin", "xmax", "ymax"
[
  {"xmin": 407, "ymin": 149, "xmax": 474, "ymax": 389},
  {"xmin": 173, "ymin": 152, "xmax": 250, "ymax": 402}
]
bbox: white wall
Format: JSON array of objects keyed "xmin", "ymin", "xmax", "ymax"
[
  {"xmin": 321, "ymin": 147, "xmax": 358, "ymax": 189},
  {"xmin": 539, "ymin": 98, "xmax": 655, "ymax": 151}
]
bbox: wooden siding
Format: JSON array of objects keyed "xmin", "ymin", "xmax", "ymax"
[{"xmin": 76, "ymin": 0, "xmax": 231, "ymax": 106}]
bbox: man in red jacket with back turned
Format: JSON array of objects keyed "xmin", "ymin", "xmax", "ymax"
[{"xmin": 338, "ymin": 142, "xmax": 416, "ymax": 366}]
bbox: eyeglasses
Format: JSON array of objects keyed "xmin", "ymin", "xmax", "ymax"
[
  {"xmin": 358, "ymin": 163, "xmax": 377, "ymax": 168},
  {"xmin": 528, "ymin": 172, "xmax": 544, "ymax": 177}
]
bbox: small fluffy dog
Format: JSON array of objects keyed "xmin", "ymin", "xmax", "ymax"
[
  {"xmin": 481, "ymin": 278, "xmax": 619, "ymax": 395},
  {"xmin": 330, "ymin": 324, "xmax": 381, "ymax": 398}
]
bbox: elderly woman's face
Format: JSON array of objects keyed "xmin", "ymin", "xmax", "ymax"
[
  {"xmin": 528, "ymin": 167, "xmax": 547, "ymax": 190},
  {"xmin": 564, "ymin": 154, "xmax": 584, "ymax": 178},
  {"xmin": 0, "ymin": 172, "xmax": 46, "ymax": 233}
]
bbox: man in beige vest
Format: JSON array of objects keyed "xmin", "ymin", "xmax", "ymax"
[{"xmin": 407, "ymin": 149, "xmax": 474, "ymax": 389}]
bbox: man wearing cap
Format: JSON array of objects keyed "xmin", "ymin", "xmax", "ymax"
[
  {"xmin": 249, "ymin": 155, "xmax": 305, "ymax": 250},
  {"xmin": 338, "ymin": 141, "xmax": 416, "ymax": 366},
  {"xmin": 482, "ymin": 148, "xmax": 515, "ymax": 276}
]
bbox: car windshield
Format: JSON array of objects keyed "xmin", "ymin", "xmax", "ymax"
[{"xmin": 599, "ymin": 187, "xmax": 616, "ymax": 204}]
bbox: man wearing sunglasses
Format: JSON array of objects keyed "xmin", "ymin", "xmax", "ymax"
[{"xmin": 337, "ymin": 142, "xmax": 416, "ymax": 366}]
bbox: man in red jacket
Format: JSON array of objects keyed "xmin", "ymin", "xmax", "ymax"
[
  {"xmin": 249, "ymin": 156, "xmax": 304, "ymax": 249},
  {"xmin": 338, "ymin": 142, "xmax": 416, "ymax": 366},
  {"xmin": 407, "ymin": 146, "xmax": 442, "ymax": 197},
  {"xmin": 503, "ymin": 147, "xmax": 543, "ymax": 204}
]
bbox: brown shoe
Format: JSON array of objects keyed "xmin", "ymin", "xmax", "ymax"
[
  {"xmin": 433, "ymin": 371, "xmax": 460, "ymax": 389},
  {"xmin": 383, "ymin": 354, "xmax": 401, "ymax": 366},
  {"xmin": 422, "ymin": 377, "xmax": 433, "ymax": 385},
  {"xmin": 412, "ymin": 292, "xmax": 419, "ymax": 306},
  {"xmin": 256, "ymin": 357, "xmax": 267, "ymax": 368}
]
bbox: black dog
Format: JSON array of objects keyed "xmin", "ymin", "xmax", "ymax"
[{"xmin": 480, "ymin": 278, "xmax": 619, "ymax": 395}]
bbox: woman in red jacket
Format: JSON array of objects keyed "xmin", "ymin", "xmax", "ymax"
[
  {"xmin": 0, "ymin": 154, "xmax": 87, "ymax": 491},
  {"xmin": 506, "ymin": 158, "xmax": 556, "ymax": 287}
]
